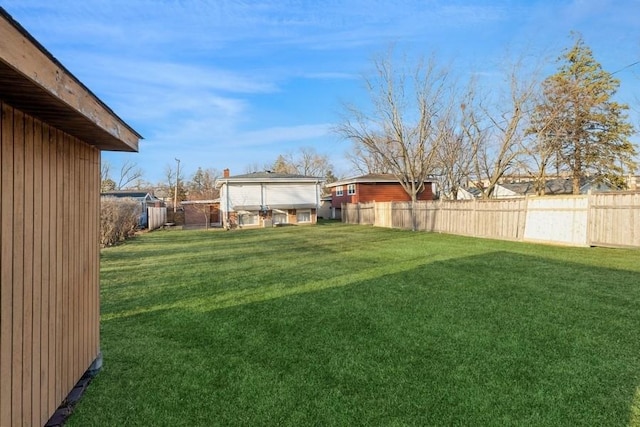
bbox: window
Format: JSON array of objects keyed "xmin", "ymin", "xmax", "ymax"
[
  {"xmin": 347, "ymin": 184, "xmax": 356, "ymax": 195},
  {"xmin": 238, "ymin": 211, "xmax": 258, "ymax": 226},
  {"xmin": 336, "ymin": 186, "xmax": 343, "ymax": 196},
  {"xmin": 296, "ymin": 210, "xmax": 311, "ymax": 223},
  {"xmin": 273, "ymin": 212, "xmax": 287, "ymax": 224}
]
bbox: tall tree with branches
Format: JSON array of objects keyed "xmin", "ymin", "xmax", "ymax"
[
  {"xmin": 336, "ymin": 50, "xmax": 453, "ymax": 228},
  {"xmin": 435, "ymin": 81, "xmax": 482, "ymax": 200},
  {"xmin": 115, "ymin": 160, "xmax": 144, "ymax": 190},
  {"xmin": 271, "ymin": 147, "xmax": 332, "ymax": 177},
  {"xmin": 465, "ymin": 58, "xmax": 540, "ymax": 199},
  {"xmin": 529, "ymin": 34, "xmax": 636, "ymax": 194},
  {"xmin": 101, "ymin": 159, "xmax": 145, "ymax": 191}
]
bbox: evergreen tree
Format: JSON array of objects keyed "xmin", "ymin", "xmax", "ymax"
[
  {"xmin": 272, "ymin": 155, "xmax": 295, "ymax": 174},
  {"xmin": 530, "ymin": 34, "xmax": 636, "ymax": 194}
]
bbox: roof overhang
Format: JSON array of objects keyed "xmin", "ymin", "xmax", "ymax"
[
  {"xmin": 0, "ymin": 8, "xmax": 141, "ymax": 152},
  {"xmin": 182, "ymin": 199, "xmax": 220, "ymax": 205},
  {"xmin": 215, "ymin": 177, "xmax": 323, "ymax": 189},
  {"xmin": 232, "ymin": 203, "xmax": 317, "ymax": 211},
  {"xmin": 326, "ymin": 176, "xmax": 433, "ymax": 188}
]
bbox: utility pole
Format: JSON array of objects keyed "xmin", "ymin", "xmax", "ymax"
[{"xmin": 174, "ymin": 158, "xmax": 180, "ymax": 213}]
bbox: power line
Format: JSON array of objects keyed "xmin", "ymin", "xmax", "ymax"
[{"xmin": 611, "ymin": 60, "xmax": 640, "ymax": 75}]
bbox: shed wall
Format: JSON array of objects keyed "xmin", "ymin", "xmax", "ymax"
[{"xmin": 1, "ymin": 101, "xmax": 100, "ymax": 426}]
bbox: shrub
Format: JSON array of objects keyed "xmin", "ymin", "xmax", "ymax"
[{"xmin": 100, "ymin": 197, "xmax": 141, "ymax": 247}]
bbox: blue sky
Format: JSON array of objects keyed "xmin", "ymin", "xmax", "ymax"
[{"xmin": 3, "ymin": 0, "xmax": 639, "ymax": 183}]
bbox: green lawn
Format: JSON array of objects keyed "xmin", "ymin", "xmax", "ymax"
[{"xmin": 69, "ymin": 221, "xmax": 640, "ymax": 426}]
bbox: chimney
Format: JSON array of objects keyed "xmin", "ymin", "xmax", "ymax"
[{"xmin": 223, "ymin": 168, "xmax": 230, "ymax": 178}]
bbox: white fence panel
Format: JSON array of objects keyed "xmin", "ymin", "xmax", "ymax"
[
  {"xmin": 524, "ymin": 196, "xmax": 588, "ymax": 246},
  {"xmin": 148, "ymin": 206, "xmax": 167, "ymax": 230}
]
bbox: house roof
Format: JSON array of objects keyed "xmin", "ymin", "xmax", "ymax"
[
  {"xmin": 101, "ymin": 190, "xmax": 157, "ymax": 200},
  {"xmin": 326, "ymin": 173, "xmax": 433, "ymax": 188},
  {"xmin": 215, "ymin": 171, "xmax": 323, "ymax": 188},
  {"xmin": 459, "ymin": 187, "xmax": 483, "ymax": 198},
  {"xmin": 182, "ymin": 199, "xmax": 220, "ymax": 205},
  {"xmin": 0, "ymin": 7, "xmax": 141, "ymax": 152},
  {"xmin": 228, "ymin": 171, "xmax": 320, "ymax": 179},
  {"xmin": 498, "ymin": 177, "xmax": 613, "ymax": 196}
]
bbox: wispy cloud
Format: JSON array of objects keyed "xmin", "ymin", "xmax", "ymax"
[{"xmin": 4, "ymin": 0, "xmax": 639, "ymax": 182}]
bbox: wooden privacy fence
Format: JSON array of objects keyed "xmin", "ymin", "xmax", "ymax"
[
  {"xmin": 342, "ymin": 202, "xmax": 375, "ymax": 225},
  {"xmin": 148, "ymin": 206, "xmax": 167, "ymax": 230},
  {"xmin": 589, "ymin": 193, "xmax": 640, "ymax": 248},
  {"xmin": 343, "ymin": 193, "xmax": 640, "ymax": 248}
]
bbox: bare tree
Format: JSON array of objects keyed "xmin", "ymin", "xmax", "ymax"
[
  {"xmin": 101, "ymin": 160, "xmax": 111, "ymax": 182},
  {"xmin": 116, "ymin": 160, "xmax": 144, "ymax": 190},
  {"xmin": 296, "ymin": 147, "xmax": 331, "ymax": 176},
  {"xmin": 100, "ymin": 160, "xmax": 116, "ymax": 192},
  {"xmin": 187, "ymin": 167, "xmax": 219, "ymax": 197},
  {"xmin": 435, "ymin": 82, "xmax": 481, "ymax": 200},
  {"xmin": 336, "ymin": 51, "xmax": 454, "ymax": 230},
  {"xmin": 271, "ymin": 147, "xmax": 332, "ymax": 177},
  {"xmin": 162, "ymin": 162, "xmax": 186, "ymax": 205},
  {"xmin": 521, "ymin": 96, "xmax": 565, "ymax": 195},
  {"xmin": 466, "ymin": 58, "xmax": 541, "ymax": 198},
  {"xmin": 129, "ymin": 178, "xmax": 154, "ymax": 191},
  {"xmin": 244, "ymin": 162, "xmax": 268, "ymax": 174},
  {"xmin": 185, "ymin": 167, "xmax": 220, "ymax": 229},
  {"xmin": 336, "ymin": 50, "xmax": 454, "ymax": 229},
  {"xmin": 345, "ymin": 143, "xmax": 393, "ymax": 174}
]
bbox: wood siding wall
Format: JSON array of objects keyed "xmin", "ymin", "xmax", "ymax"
[
  {"xmin": 1, "ymin": 102, "xmax": 101, "ymax": 426},
  {"xmin": 356, "ymin": 183, "xmax": 433, "ymax": 204},
  {"xmin": 332, "ymin": 182, "xmax": 433, "ymax": 207}
]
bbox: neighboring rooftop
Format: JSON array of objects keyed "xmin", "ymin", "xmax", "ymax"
[
  {"xmin": 215, "ymin": 170, "xmax": 324, "ymax": 188},
  {"xmin": 326, "ymin": 173, "xmax": 433, "ymax": 188},
  {"xmin": 228, "ymin": 171, "xmax": 320, "ymax": 180},
  {"xmin": 101, "ymin": 190, "xmax": 157, "ymax": 199}
]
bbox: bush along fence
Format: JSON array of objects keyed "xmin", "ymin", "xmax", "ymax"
[
  {"xmin": 342, "ymin": 192, "xmax": 640, "ymax": 248},
  {"xmin": 100, "ymin": 197, "xmax": 142, "ymax": 247}
]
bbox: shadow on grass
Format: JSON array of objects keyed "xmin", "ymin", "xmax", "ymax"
[{"xmin": 75, "ymin": 251, "xmax": 640, "ymax": 426}]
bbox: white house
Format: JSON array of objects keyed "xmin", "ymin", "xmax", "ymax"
[
  {"xmin": 215, "ymin": 169, "xmax": 324, "ymax": 228},
  {"xmin": 493, "ymin": 178, "xmax": 614, "ymax": 198}
]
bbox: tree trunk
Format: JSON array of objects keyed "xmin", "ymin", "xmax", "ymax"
[
  {"xmin": 411, "ymin": 197, "xmax": 418, "ymax": 232},
  {"xmin": 572, "ymin": 174, "xmax": 581, "ymax": 195}
]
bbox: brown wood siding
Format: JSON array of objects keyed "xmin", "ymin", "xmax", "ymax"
[
  {"xmin": 332, "ymin": 182, "xmax": 434, "ymax": 206},
  {"xmin": 358, "ymin": 182, "xmax": 434, "ymax": 202},
  {"xmin": 1, "ymin": 101, "xmax": 101, "ymax": 426}
]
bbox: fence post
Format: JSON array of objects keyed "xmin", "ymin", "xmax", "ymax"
[{"xmin": 586, "ymin": 193, "xmax": 593, "ymax": 246}]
